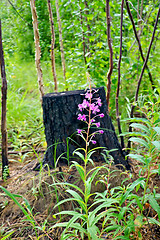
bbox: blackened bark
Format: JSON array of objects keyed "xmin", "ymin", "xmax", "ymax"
[
  {"xmin": 106, "ymin": 0, "xmax": 113, "ymax": 108},
  {"xmin": 125, "ymin": 0, "xmax": 156, "ymax": 91},
  {"xmin": 116, "ymin": 0, "xmax": 125, "ymax": 150},
  {"xmin": 0, "ymin": 20, "xmax": 9, "ymax": 178},
  {"xmin": 42, "ymin": 87, "xmax": 130, "ymax": 170}
]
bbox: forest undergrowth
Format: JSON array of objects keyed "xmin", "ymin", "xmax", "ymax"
[
  {"xmin": 0, "ymin": 0, "xmax": 160, "ymax": 239},
  {"xmin": 0, "ymin": 74, "xmax": 160, "ymax": 239}
]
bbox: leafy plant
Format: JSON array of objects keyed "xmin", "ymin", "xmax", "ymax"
[
  {"xmin": 0, "ymin": 185, "xmax": 55, "ymax": 240},
  {"xmin": 0, "ymin": 0, "xmax": 160, "ymax": 238},
  {"xmin": 51, "ymin": 87, "xmax": 107, "ymax": 238},
  {"xmin": 51, "ymin": 89, "xmax": 160, "ymax": 239},
  {"xmin": 0, "ymin": 230, "xmax": 15, "ymax": 240},
  {"xmin": 2, "ymin": 165, "xmax": 9, "ymax": 181},
  {"xmin": 118, "ymin": 103, "xmax": 160, "ymax": 232}
]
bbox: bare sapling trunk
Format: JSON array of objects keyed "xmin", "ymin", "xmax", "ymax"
[
  {"xmin": 0, "ymin": 20, "xmax": 9, "ymax": 179},
  {"xmin": 125, "ymin": 0, "xmax": 156, "ymax": 91},
  {"xmin": 137, "ymin": 0, "xmax": 140, "ymax": 20},
  {"xmin": 55, "ymin": 0, "xmax": 67, "ymax": 90},
  {"xmin": 79, "ymin": 5, "xmax": 87, "ymax": 66},
  {"xmin": 137, "ymin": 0, "xmax": 143, "ymax": 36},
  {"xmin": 78, "ymin": 0, "xmax": 91, "ymax": 68},
  {"xmin": 84, "ymin": 0, "xmax": 91, "ymax": 58},
  {"xmin": 127, "ymin": 4, "xmax": 160, "ymax": 150},
  {"xmin": 47, "ymin": 0, "xmax": 58, "ymax": 92},
  {"xmin": 30, "ymin": 0, "xmax": 44, "ymax": 101},
  {"xmin": 116, "ymin": 0, "xmax": 125, "ymax": 150},
  {"xmin": 140, "ymin": 0, "xmax": 144, "ymax": 19},
  {"xmin": 106, "ymin": 0, "xmax": 113, "ymax": 108}
]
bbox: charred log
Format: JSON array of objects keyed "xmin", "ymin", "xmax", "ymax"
[{"xmin": 42, "ymin": 87, "xmax": 130, "ymax": 170}]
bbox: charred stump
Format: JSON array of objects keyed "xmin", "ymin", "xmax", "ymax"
[{"xmin": 42, "ymin": 87, "xmax": 130, "ymax": 170}]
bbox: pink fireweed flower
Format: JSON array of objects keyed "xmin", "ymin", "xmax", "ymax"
[
  {"xmin": 99, "ymin": 113, "xmax": 104, "ymax": 118},
  {"xmin": 77, "ymin": 114, "xmax": 86, "ymax": 121},
  {"xmin": 91, "ymin": 119, "xmax": 95, "ymax": 123},
  {"xmin": 90, "ymin": 103, "xmax": 95, "ymax": 110},
  {"xmin": 78, "ymin": 99, "xmax": 89, "ymax": 111},
  {"xmin": 92, "ymin": 105, "xmax": 100, "ymax": 114},
  {"xmin": 95, "ymin": 122, "xmax": 100, "ymax": 128},
  {"xmin": 77, "ymin": 89, "xmax": 104, "ymax": 147},
  {"xmin": 78, "ymin": 104, "xmax": 83, "ymax": 112},
  {"xmin": 77, "ymin": 129, "xmax": 83, "ymax": 134},
  {"xmin": 85, "ymin": 91, "xmax": 93, "ymax": 99},
  {"xmin": 91, "ymin": 140, "xmax": 96, "ymax": 144},
  {"xmin": 97, "ymin": 97, "xmax": 102, "ymax": 106},
  {"xmin": 82, "ymin": 99, "xmax": 89, "ymax": 108},
  {"xmin": 99, "ymin": 130, "xmax": 104, "ymax": 134}
]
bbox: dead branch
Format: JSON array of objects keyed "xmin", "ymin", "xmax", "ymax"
[
  {"xmin": 84, "ymin": 0, "xmax": 91, "ymax": 57},
  {"xmin": 125, "ymin": 0, "xmax": 156, "ymax": 91},
  {"xmin": 106, "ymin": 0, "xmax": 113, "ymax": 108},
  {"xmin": 55, "ymin": 0, "xmax": 67, "ymax": 90},
  {"xmin": 47, "ymin": 0, "xmax": 58, "ymax": 92},
  {"xmin": 30, "ymin": 0, "xmax": 44, "ymax": 101},
  {"xmin": 79, "ymin": 4, "xmax": 87, "ymax": 65},
  {"xmin": 116, "ymin": 0, "xmax": 125, "ymax": 150},
  {"xmin": 0, "ymin": 20, "xmax": 9, "ymax": 178},
  {"xmin": 7, "ymin": 0, "xmax": 32, "ymax": 27},
  {"xmin": 140, "ymin": 0, "xmax": 144, "ymax": 19},
  {"xmin": 129, "ymin": 8, "xmax": 154, "ymax": 51},
  {"xmin": 128, "ymin": 4, "xmax": 160, "ymax": 150}
]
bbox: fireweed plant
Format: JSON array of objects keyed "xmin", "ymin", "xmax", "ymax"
[
  {"xmin": 52, "ymin": 91, "xmax": 160, "ymax": 239},
  {"xmin": 52, "ymin": 88, "xmax": 116, "ymax": 239},
  {"xmin": 76, "ymin": 88, "xmax": 104, "ymax": 162}
]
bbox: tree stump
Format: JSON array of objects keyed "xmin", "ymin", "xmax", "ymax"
[{"xmin": 42, "ymin": 87, "xmax": 130, "ymax": 170}]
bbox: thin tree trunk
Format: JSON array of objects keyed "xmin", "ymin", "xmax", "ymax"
[
  {"xmin": 55, "ymin": 0, "xmax": 67, "ymax": 90},
  {"xmin": 0, "ymin": 20, "xmax": 9, "ymax": 178},
  {"xmin": 8, "ymin": 0, "xmax": 32, "ymax": 27},
  {"xmin": 140, "ymin": 0, "xmax": 144, "ymax": 19},
  {"xmin": 47, "ymin": 0, "xmax": 58, "ymax": 92},
  {"xmin": 137, "ymin": 0, "xmax": 140, "ymax": 20},
  {"xmin": 129, "ymin": 8, "xmax": 154, "ymax": 51},
  {"xmin": 106, "ymin": 0, "xmax": 113, "ymax": 108},
  {"xmin": 79, "ymin": 5, "xmax": 87, "ymax": 65},
  {"xmin": 137, "ymin": 0, "xmax": 143, "ymax": 35},
  {"xmin": 137, "ymin": 0, "xmax": 141, "ymax": 91},
  {"xmin": 116, "ymin": 0, "xmax": 125, "ymax": 150},
  {"xmin": 128, "ymin": 4, "xmax": 160, "ymax": 150},
  {"xmin": 125, "ymin": 0, "xmax": 156, "ymax": 91},
  {"xmin": 84, "ymin": 0, "xmax": 91, "ymax": 57},
  {"xmin": 30, "ymin": 0, "xmax": 44, "ymax": 101}
]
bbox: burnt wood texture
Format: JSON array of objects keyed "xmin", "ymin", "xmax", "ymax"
[
  {"xmin": 0, "ymin": 20, "xmax": 9, "ymax": 178},
  {"xmin": 42, "ymin": 87, "xmax": 130, "ymax": 170}
]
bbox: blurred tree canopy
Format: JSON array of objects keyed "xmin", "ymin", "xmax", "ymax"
[{"xmin": 1, "ymin": 0, "xmax": 160, "ymax": 98}]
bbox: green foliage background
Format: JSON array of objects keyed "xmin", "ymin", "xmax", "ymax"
[{"xmin": 0, "ymin": 1, "xmax": 160, "ymax": 238}]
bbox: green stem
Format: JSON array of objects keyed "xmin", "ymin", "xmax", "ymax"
[
  {"xmin": 141, "ymin": 164, "xmax": 150, "ymax": 210},
  {"xmin": 141, "ymin": 128, "xmax": 153, "ymax": 210},
  {"xmin": 84, "ymin": 86, "xmax": 92, "ymax": 240}
]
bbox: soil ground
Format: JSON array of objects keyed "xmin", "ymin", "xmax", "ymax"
[{"xmin": 0, "ymin": 153, "xmax": 160, "ymax": 240}]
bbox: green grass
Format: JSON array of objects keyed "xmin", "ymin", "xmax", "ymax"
[
  {"xmin": 0, "ymin": 55, "xmax": 159, "ymax": 239},
  {"xmin": 1, "ymin": 58, "xmax": 43, "ymax": 151},
  {"xmin": 0, "ymin": 54, "xmax": 159, "ymax": 157},
  {"xmin": 0, "ymin": 57, "xmax": 88, "ymax": 154}
]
